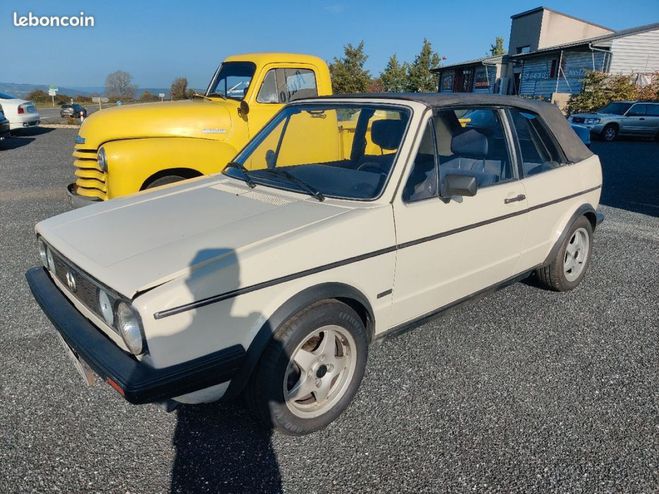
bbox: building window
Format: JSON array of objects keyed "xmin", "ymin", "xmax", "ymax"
[
  {"xmin": 517, "ymin": 45, "xmax": 531, "ymax": 54},
  {"xmin": 549, "ymin": 59, "xmax": 558, "ymax": 78}
]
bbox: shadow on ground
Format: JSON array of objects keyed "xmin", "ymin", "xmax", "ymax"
[
  {"xmin": 592, "ymin": 138, "xmax": 659, "ymax": 217},
  {"xmin": 171, "ymin": 402, "xmax": 282, "ymax": 493}
]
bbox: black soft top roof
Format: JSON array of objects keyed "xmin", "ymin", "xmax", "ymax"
[{"xmin": 305, "ymin": 93, "xmax": 594, "ymax": 163}]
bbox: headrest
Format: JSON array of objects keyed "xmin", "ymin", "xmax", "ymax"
[
  {"xmin": 451, "ymin": 129, "xmax": 488, "ymax": 159},
  {"xmin": 371, "ymin": 119, "xmax": 405, "ymax": 150}
]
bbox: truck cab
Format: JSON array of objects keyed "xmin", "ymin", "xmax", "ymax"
[{"xmin": 68, "ymin": 53, "xmax": 332, "ymax": 206}]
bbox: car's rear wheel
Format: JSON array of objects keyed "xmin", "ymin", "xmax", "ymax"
[
  {"xmin": 536, "ymin": 216, "xmax": 593, "ymax": 291},
  {"xmin": 602, "ymin": 124, "xmax": 618, "ymax": 142},
  {"xmin": 246, "ymin": 300, "xmax": 368, "ymax": 435},
  {"xmin": 144, "ymin": 175, "xmax": 186, "ymax": 189}
]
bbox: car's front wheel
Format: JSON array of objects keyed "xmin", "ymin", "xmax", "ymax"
[
  {"xmin": 536, "ymin": 215, "xmax": 593, "ymax": 291},
  {"xmin": 144, "ymin": 174, "xmax": 187, "ymax": 189},
  {"xmin": 246, "ymin": 300, "xmax": 368, "ymax": 435},
  {"xmin": 602, "ymin": 124, "xmax": 618, "ymax": 142}
]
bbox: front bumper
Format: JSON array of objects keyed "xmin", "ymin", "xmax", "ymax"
[
  {"xmin": 66, "ymin": 183, "xmax": 102, "ymax": 208},
  {"xmin": 25, "ymin": 266, "xmax": 246, "ymax": 404}
]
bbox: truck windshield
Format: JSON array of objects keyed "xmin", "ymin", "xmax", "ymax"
[
  {"xmin": 206, "ymin": 62, "xmax": 256, "ymax": 100},
  {"xmin": 225, "ymin": 103, "xmax": 411, "ymax": 200},
  {"xmin": 598, "ymin": 102, "xmax": 633, "ymax": 115}
]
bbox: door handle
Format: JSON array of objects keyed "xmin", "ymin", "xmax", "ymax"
[
  {"xmin": 504, "ymin": 194, "xmax": 526, "ymax": 204},
  {"xmin": 639, "ymin": 117, "xmax": 645, "ymax": 120}
]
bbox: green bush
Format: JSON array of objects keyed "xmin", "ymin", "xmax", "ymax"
[{"xmin": 567, "ymin": 71, "xmax": 658, "ymax": 114}]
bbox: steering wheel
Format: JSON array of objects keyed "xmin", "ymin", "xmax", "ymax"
[{"xmin": 357, "ymin": 162, "xmax": 385, "ymax": 174}]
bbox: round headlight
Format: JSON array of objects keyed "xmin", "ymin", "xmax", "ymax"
[
  {"xmin": 46, "ymin": 246, "xmax": 56, "ymax": 273},
  {"xmin": 38, "ymin": 238, "xmax": 48, "ymax": 268},
  {"xmin": 98, "ymin": 289, "xmax": 114, "ymax": 326},
  {"xmin": 116, "ymin": 302, "xmax": 143, "ymax": 354},
  {"xmin": 97, "ymin": 146, "xmax": 108, "ymax": 172}
]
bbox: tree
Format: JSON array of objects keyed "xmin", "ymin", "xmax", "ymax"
[
  {"xmin": 380, "ymin": 54, "xmax": 408, "ymax": 93},
  {"xmin": 567, "ymin": 71, "xmax": 640, "ymax": 114},
  {"xmin": 105, "ymin": 70, "xmax": 136, "ymax": 100},
  {"xmin": 329, "ymin": 41, "xmax": 371, "ymax": 94},
  {"xmin": 170, "ymin": 77, "xmax": 189, "ymax": 100},
  {"xmin": 489, "ymin": 36, "xmax": 505, "ymax": 56},
  {"xmin": 139, "ymin": 90, "xmax": 160, "ymax": 102},
  {"xmin": 406, "ymin": 39, "xmax": 441, "ymax": 92}
]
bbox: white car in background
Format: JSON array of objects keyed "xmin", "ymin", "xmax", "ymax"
[{"xmin": 0, "ymin": 92, "xmax": 41, "ymax": 131}]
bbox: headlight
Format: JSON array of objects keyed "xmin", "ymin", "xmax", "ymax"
[
  {"xmin": 98, "ymin": 289, "xmax": 114, "ymax": 326},
  {"xmin": 115, "ymin": 302, "xmax": 144, "ymax": 354},
  {"xmin": 97, "ymin": 146, "xmax": 108, "ymax": 172},
  {"xmin": 38, "ymin": 238, "xmax": 48, "ymax": 268},
  {"xmin": 585, "ymin": 118, "xmax": 600, "ymax": 124},
  {"xmin": 46, "ymin": 246, "xmax": 55, "ymax": 272}
]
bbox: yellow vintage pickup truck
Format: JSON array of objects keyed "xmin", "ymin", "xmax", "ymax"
[{"xmin": 68, "ymin": 53, "xmax": 333, "ymax": 206}]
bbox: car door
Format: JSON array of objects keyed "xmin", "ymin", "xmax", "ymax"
[
  {"xmin": 622, "ymin": 103, "xmax": 648, "ymax": 135},
  {"xmin": 507, "ymin": 107, "xmax": 596, "ymax": 268},
  {"xmin": 390, "ymin": 107, "xmax": 528, "ymax": 327},
  {"xmin": 246, "ymin": 65, "xmax": 319, "ymax": 140},
  {"xmin": 645, "ymin": 103, "xmax": 659, "ymax": 136}
]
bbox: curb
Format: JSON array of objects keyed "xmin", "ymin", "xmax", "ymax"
[{"xmin": 40, "ymin": 124, "xmax": 81, "ymax": 129}]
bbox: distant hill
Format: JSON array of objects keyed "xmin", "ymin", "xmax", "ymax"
[{"xmin": 0, "ymin": 82, "xmax": 171, "ymax": 99}]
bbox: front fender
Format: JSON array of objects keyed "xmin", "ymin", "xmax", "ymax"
[
  {"xmin": 223, "ymin": 282, "xmax": 374, "ymax": 399},
  {"xmin": 102, "ymin": 138, "xmax": 239, "ymax": 198}
]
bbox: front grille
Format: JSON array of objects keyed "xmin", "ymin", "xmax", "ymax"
[
  {"xmin": 572, "ymin": 117, "xmax": 585, "ymax": 123},
  {"xmin": 73, "ymin": 146, "xmax": 107, "ymax": 200},
  {"xmin": 50, "ymin": 249, "xmax": 119, "ymax": 334}
]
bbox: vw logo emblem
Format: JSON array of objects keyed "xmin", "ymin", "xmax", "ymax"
[{"xmin": 65, "ymin": 270, "xmax": 77, "ymax": 292}]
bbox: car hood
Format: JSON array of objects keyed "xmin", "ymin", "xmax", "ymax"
[
  {"xmin": 572, "ymin": 112, "xmax": 610, "ymax": 119},
  {"xmin": 77, "ymin": 99, "xmax": 235, "ymax": 149},
  {"xmin": 37, "ymin": 176, "xmax": 351, "ymax": 298}
]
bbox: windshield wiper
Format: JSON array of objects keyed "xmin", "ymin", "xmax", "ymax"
[
  {"xmin": 259, "ymin": 168, "xmax": 324, "ymax": 202},
  {"xmin": 224, "ymin": 161, "xmax": 256, "ymax": 188}
]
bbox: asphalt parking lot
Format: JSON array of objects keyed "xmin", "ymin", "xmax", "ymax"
[{"xmin": 0, "ymin": 129, "xmax": 657, "ymax": 493}]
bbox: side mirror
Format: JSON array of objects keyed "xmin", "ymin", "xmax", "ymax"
[
  {"xmin": 443, "ymin": 174, "xmax": 477, "ymax": 198},
  {"xmin": 239, "ymin": 100, "xmax": 250, "ymax": 116}
]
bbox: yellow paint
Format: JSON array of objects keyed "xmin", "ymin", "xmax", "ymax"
[{"xmin": 72, "ymin": 53, "xmax": 332, "ymax": 200}]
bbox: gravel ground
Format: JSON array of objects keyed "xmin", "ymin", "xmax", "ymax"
[{"xmin": 0, "ymin": 129, "xmax": 657, "ymax": 493}]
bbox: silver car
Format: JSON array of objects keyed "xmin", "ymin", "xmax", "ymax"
[{"xmin": 569, "ymin": 101, "xmax": 659, "ymax": 142}]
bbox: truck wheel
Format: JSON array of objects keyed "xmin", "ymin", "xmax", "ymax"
[
  {"xmin": 536, "ymin": 216, "xmax": 593, "ymax": 292},
  {"xmin": 246, "ymin": 300, "xmax": 368, "ymax": 435},
  {"xmin": 145, "ymin": 175, "xmax": 186, "ymax": 189},
  {"xmin": 602, "ymin": 124, "xmax": 618, "ymax": 142}
]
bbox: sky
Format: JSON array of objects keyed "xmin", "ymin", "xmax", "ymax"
[{"xmin": 1, "ymin": 0, "xmax": 658, "ymax": 90}]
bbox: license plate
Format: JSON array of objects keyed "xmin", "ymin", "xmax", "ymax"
[{"xmin": 57, "ymin": 334, "xmax": 97, "ymax": 385}]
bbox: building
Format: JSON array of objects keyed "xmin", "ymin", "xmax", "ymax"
[{"xmin": 434, "ymin": 6, "xmax": 659, "ymax": 103}]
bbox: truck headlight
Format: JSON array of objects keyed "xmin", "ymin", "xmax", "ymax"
[
  {"xmin": 584, "ymin": 117, "xmax": 600, "ymax": 124},
  {"xmin": 98, "ymin": 289, "xmax": 114, "ymax": 326},
  {"xmin": 97, "ymin": 146, "xmax": 108, "ymax": 172},
  {"xmin": 116, "ymin": 302, "xmax": 144, "ymax": 354}
]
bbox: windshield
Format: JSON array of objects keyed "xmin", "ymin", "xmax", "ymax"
[
  {"xmin": 0, "ymin": 92, "xmax": 16, "ymax": 99},
  {"xmin": 225, "ymin": 103, "xmax": 411, "ymax": 200},
  {"xmin": 206, "ymin": 62, "xmax": 256, "ymax": 100},
  {"xmin": 597, "ymin": 102, "xmax": 633, "ymax": 115}
]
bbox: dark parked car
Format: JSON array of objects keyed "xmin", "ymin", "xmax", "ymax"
[
  {"xmin": 60, "ymin": 103, "xmax": 88, "ymax": 118},
  {"xmin": 0, "ymin": 104, "xmax": 11, "ymax": 143}
]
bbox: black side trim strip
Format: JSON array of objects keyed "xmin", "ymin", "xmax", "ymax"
[
  {"xmin": 377, "ymin": 289, "xmax": 393, "ymax": 299},
  {"xmin": 154, "ymin": 246, "xmax": 397, "ymax": 319},
  {"xmin": 376, "ymin": 266, "xmax": 540, "ymax": 341},
  {"xmin": 154, "ymin": 185, "xmax": 601, "ymax": 319}
]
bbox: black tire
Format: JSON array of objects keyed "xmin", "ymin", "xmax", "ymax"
[
  {"xmin": 602, "ymin": 124, "xmax": 618, "ymax": 142},
  {"xmin": 536, "ymin": 215, "xmax": 593, "ymax": 292},
  {"xmin": 246, "ymin": 300, "xmax": 368, "ymax": 435},
  {"xmin": 145, "ymin": 175, "xmax": 186, "ymax": 189}
]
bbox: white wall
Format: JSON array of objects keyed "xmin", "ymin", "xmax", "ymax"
[{"xmin": 608, "ymin": 28, "xmax": 659, "ymax": 74}]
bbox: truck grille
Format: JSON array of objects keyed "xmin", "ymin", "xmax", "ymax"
[
  {"xmin": 50, "ymin": 248, "xmax": 119, "ymax": 335},
  {"xmin": 73, "ymin": 146, "xmax": 107, "ymax": 200}
]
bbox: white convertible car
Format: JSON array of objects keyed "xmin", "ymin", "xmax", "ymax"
[{"xmin": 27, "ymin": 94, "xmax": 603, "ymax": 435}]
